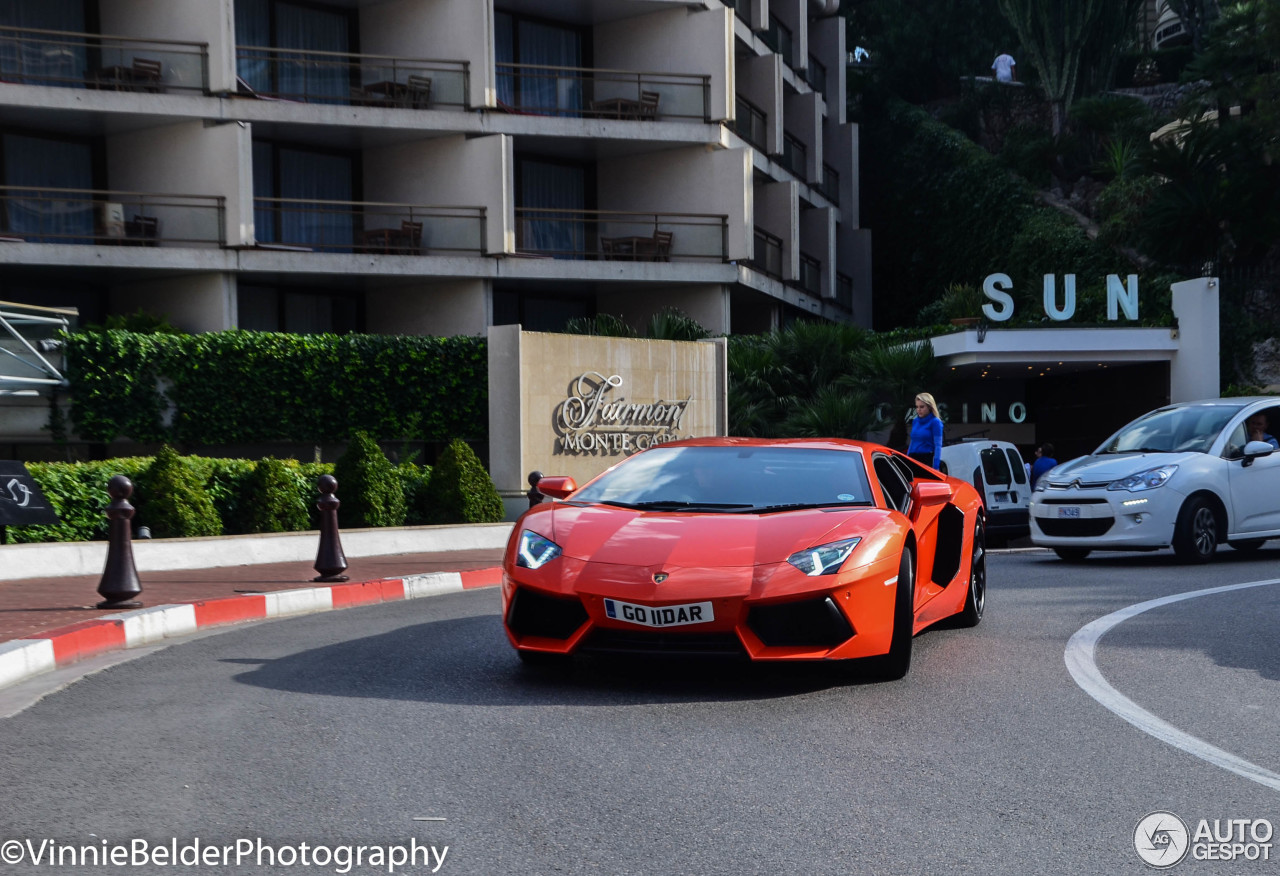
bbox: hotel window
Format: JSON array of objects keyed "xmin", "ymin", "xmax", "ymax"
[
  {"xmin": 495, "ymin": 11, "xmax": 585, "ymax": 115},
  {"xmin": 237, "ymin": 286, "xmax": 361, "ymax": 334},
  {"xmin": 0, "ymin": 0, "xmax": 88, "ymax": 86},
  {"xmin": 1, "ymin": 132, "xmax": 96, "ymax": 242},
  {"xmin": 253, "ymin": 141, "xmax": 355, "ymax": 251},
  {"xmin": 516, "ymin": 157, "xmax": 587, "ymax": 258},
  {"xmin": 235, "ymin": 0, "xmax": 355, "ymax": 102}
]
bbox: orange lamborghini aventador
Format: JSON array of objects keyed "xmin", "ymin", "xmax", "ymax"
[{"xmin": 502, "ymin": 438, "xmax": 986, "ymax": 679}]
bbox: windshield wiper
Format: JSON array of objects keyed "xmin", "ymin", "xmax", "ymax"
[
  {"xmin": 606, "ymin": 500, "xmax": 755, "ymax": 511},
  {"xmin": 748, "ymin": 501, "xmax": 872, "ymax": 514}
]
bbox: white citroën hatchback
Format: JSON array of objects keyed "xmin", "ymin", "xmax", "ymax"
[{"xmin": 1030, "ymin": 398, "xmax": 1280, "ymax": 562}]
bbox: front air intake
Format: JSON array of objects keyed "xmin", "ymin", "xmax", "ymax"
[
  {"xmin": 747, "ymin": 597, "xmax": 854, "ymax": 648},
  {"xmin": 506, "ymin": 588, "xmax": 589, "ymax": 639}
]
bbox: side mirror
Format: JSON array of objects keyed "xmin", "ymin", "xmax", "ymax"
[
  {"xmin": 910, "ymin": 480, "xmax": 953, "ymax": 507},
  {"xmin": 1242, "ymin": 440, "xmax": 1276, "ymax": 467},
  {"xmin": 536, "ymin": 476, "xmax": 578, "ymax": 499}
]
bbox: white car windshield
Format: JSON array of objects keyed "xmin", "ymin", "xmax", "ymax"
[
  {"xmin": 570, "ymin": 445, "xmax": 875, "ymax": 512},
  {"xmin": 1097, "ymin": 404, "xmax": 1243, "ymax": 455}
]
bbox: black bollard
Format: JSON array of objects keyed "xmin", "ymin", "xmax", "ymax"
[
  {"xmin": 527, "ymin": 470, "xmax": 545, "ymax": 509},
  {"xmin": 313, "ymin": 474, "xmax": 349, "ymax": 583},
  {"xmin": 96, "ymin": 475, "xmax": 143, "ymax": 609}
]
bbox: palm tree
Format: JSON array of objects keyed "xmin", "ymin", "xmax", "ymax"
[{"xmin": 852, "ymin": 337, "xmax": 941, "ymax": 451}]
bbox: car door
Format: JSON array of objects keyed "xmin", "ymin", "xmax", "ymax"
[{"xmin": 1224, "ymin": 407, "xmax": 1280, "ymax": 535}]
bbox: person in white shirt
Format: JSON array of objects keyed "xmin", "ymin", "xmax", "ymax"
[{"xmin": 991, "ymin": 52, "xmax": 1016, "ymax": 83}]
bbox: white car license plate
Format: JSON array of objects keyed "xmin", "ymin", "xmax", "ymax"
[
  {"xmin": 604, "ymin": 598, "xmax": 714, "ymax": 628},
  {"xmin": 1057, "ymin": 506, "xmax": 1082, "ymax": 518}
]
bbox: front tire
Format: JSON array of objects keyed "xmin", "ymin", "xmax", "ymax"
[
  {"xmin": 1053, "ymin": 547, "xmax": 1091, "ymax": 562},
  {"xmin": 956, "ymin": 520, "xmax": 986, "ymax": 627},
  {"xmin": 865, "ymin": 547, "xmax": 915, "ymax": 681},
  {"xmin": 1230, "ymin": 539, "xmax": 1265, "ymax": 554},
  {"xmin": 1173, "ymin": 496, "xmax": 1219, "ymax": 563}
]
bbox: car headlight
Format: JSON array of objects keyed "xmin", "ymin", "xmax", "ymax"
[
  {"xmin": 1106, "ymin": 464, "xmax": 1178, "ymax": 492},
  {"xmin": 786, "ymin": 537, "xmax": 861, "ymax": 576},
  {"xmin": 516, "ymin": 530, "xmax": 562, "ymax": 569}
]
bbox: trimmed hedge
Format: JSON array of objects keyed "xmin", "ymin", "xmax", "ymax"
[
  {"xmin": 333, "ymin": 431, "xmax": 407, "ymax": 529},
  {"xmin": 424, "ymin": 438, "xmax": 505, "ymax": 524},
  {"xmin": 135, "ymin": 446, "xmax": 222, "ymax": 538},
  {"xmin": 62, "ymin": 330, "xmax": 488, "ymax": 445}
]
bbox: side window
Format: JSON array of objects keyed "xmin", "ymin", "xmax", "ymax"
[
  {"xmin": 1006, "ymin": 448, "xmax": 1027, "ymax": 484},
  {"xmin": 874, "ymin": 455, "xmax": 910, "ymax": 512},
  {"xmin": 1223, "ymin": 422, "xmax": 1247, "ymax": 459},
  {"xmin": 980, "ymin": 448, "xmax": 1013, "ymax": 486}
]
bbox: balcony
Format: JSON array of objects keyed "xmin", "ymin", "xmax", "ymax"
[
  {"xmin": 235, "ymin": 46, "xmax": 468, "ymax": 108},
  {"xmin": 781, "ymin": 132, "xmax": 807, "ymax": 179},
  {"xmin": 761, "ymin": 16, "xmax": 794, "ymax": 70},
  {"xmin": 252, "ymin": 199, "xmax": 485, "ymax": 254},
  {"xmin": 796, "ymin": 252, "xmax": 821, "ymax": 296},
  {"xmin": 513, "ymin": 209, "xmax": 727, "ymax": 261},
  {"xmin": 836, "ymin": 272, "xmax": 854, "ymax": 310},
  {"xmin": 807, "ymin": 54, "xmax": 827, "ymax": 97},
  {"xmin": 495, "ymin": 65, "xmax": 709, "ymax": 121},
  {"xmin": 0, "ymin": 26, "xmax": 207, "ymax": 93},
  {"xmin": 820, "ymin": 163, "xmax": 840, "ymax": 204},
  {"xmin": 748, "ymin": 227, "xmax": 783, "ymax": 279},
  {"xmin": 732, "ymin": 95, "xmax": 767, "ymax": 151},
  {"xmin": 0, "ymin": 186, "xmax": 224, "ymax": 246}
]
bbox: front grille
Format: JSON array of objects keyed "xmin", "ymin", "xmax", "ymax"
[
  {"xmin": 1044, "ymin": 481, "xmax": 1110, "ymax": 490},
  {"xmin": 1039, "ymin": 498, "xmax": 1108, "ymax": 505},
  {"xmin": 747, "ymin": 597, "xmax": 854, "ymax": 648},
  {"xmin": 1035, "ymin": 517, "xmax": 1114, "ymax": 537},
  {"xmin": 506, "ymin": 588, "xmax": 589, "ymax": 639},
  {"xmin": 579, "ymin": 629, "xmax": 746, "ymax": 658}
]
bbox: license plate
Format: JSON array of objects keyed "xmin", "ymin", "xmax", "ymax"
[
  {"xmin": 604, "ymin": 598, "xmax": 714, "ymax": 628},
  {"xmin": 1057, "ymin": 506, "xmax": 1082, "ymax": 518}
]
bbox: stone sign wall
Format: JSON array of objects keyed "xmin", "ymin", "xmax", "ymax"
[{"xmin": 488, "ymin": 326, "xmax": 728, "ymax": 518}]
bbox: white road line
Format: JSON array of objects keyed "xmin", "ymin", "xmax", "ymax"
[{"xmin": 1065, "ymin": 578, "xmax": 1280, "ymax": 793}]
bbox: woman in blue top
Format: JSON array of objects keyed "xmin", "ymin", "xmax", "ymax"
[{"xmin": 907, "ymin": 392, "xmax": 943, "ymax": 469}]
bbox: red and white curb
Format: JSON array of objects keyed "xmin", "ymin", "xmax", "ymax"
[{"xmin": 0, "ymin": 567, "xmax": 502, "ymax": 691}]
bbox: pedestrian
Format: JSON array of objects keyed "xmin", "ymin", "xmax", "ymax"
[
  {"xmin": 991, "ymin": 51, "xmax": 1017, "ymax": 83},
  {"xmin": 1030, "ymin": 442, "xmax": 1057, "ymax": 487},
  {"xmin": 907, "ymin": 392, "xmax": 944, "ymax": 470}
]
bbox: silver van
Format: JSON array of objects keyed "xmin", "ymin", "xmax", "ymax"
[{"xmin": 939, "ymin": 439, "xmax": 1030, "ymax": 545}]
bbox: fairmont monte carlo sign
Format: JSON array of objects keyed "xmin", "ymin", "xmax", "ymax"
[{"xmin": 555, "ymin": 372, "xmax": 691, "ymax": 454}]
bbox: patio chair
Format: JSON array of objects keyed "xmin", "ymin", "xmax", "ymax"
[
  {"xmin": 637, "ymin": 90, "xmax": 660, "ymax": 120},
  {"xmin": 406, "ymin": 75, "xmax": 432, "ymax": 109},
  {"xmin": 651, "ymin": 230, "xmax": 673, "ymax": 261},
  {"xmin": 130, "ymin": 58, "xmax": 163, "ymax": 92}
]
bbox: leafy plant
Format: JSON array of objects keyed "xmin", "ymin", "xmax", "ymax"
[
  {"xmin": 397, "ymin": 462, "xmax": 435, "ymax": 526},
  {"xmin": 424, "ymin": 439, "xmax": 504, "ymax": 524},
  {"xmin": 333, "ymin": 431, "xmax": 406, "ymax": 529},
  {"xmin": 240, "ymin": 457, "xmax": 311, "ymax": 534},
  {"xmin": 563, "ymin": 314, "xmax": 639, "ymax": 337},
  {"xmin": 135, "ymin": 445, "xmax": 222, "ymax": 539}
]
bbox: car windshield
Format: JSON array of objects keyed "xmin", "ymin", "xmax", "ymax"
[
  {"xmin": 1096, "ymin": 404, "xmax": 1244, "ymax": 455},
  {"xmin": 570, "ymin": 445, "xmax": 875, "ymax": 512}
]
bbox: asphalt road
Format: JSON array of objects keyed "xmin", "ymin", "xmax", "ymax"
[{"xmin": 1, "ymin": 548, "xmax": 1278, "ymax": 876}]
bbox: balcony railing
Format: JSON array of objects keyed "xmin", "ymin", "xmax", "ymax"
[
  {"xmin": 808, "ymin": 54, "xmax": 827, "ymax": 97},
  {"xmin": 236, "ymin": 46, "xmax": 468, "ymax": 108},
  {"xmin": 836, "ymin": 272, "xmax": 854, "ymax": 310},
  {"xmin": 513, "ymin": 209, "xmax": 727, "ymax": 261},
  {"xmin": 0, "ymin": 186, "xmax": 224, "ymax": 246},
  {"xmin": 820, "ymin": 163, "xmax": 840, "ymax": 204},
  {"xmin": 0, "ymin": 26, "xmax": 208, "ymax": 92},
  {"xmin": 749, "ymin": 227, "xmax": 783, "ymax": 279},
  {"xmin": 732, "ymin": 95, "xmax": 768, "ymax": 151},
  {"xmin": 796, "ymin": 252, "xmax": 821, "ymax": 296},
  {"xmin": 781, "ymin": 132, "xmax": 807, "ymax": 178},
  {"xmin": 495, "ymin": 64, "xmax": 709, "ymax": 121},
  {"xmin": 252, "ymin": 199, "xmax": 485, "ymax": 254}
]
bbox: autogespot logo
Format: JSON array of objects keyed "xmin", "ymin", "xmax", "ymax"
[{"xmin": 1135, "ymin": 811, "xmax": 1191, "ymax": 868}]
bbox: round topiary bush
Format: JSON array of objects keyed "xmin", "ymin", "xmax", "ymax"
[
  {"xmin": 333, "ymin": 431, "xmax": 406, "ymax": 529},
  {"xmin": 425, "ymin": 438, "xmax": 504, "ymax": 524},
  {"xmin": 136, "ymin": 445, "xmax": 222, "ymax": 538},
  {"xmin": 241, "ymin": 457, "xmax": 311, "ymax": 533}
]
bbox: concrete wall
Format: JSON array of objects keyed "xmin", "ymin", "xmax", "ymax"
[
  {"xmin": 785, "ymin": 90, "xmax": 822, "ymax": 183},
  {"xmin": 800, "ymin": 206, "xmax": 835, "ymax": 299},
  {"xmin": 359, "ymin": 0, "xmax": 490, "ymax": 108},
  {"xmin": 825, "ymin": 122, "xmax": 860, "ymax": 226},
  {"xmin": 488, "ymin": 328, "xmax": 729, "ymax": 514},
  {"xmin": 1170, "ymin": 276, "xmax": 1220, "ymax": 402},
  {"xmin": 363, "ymin": 134, "xmax": 511, "ymax": 255},
  {"xmin": 365, "ymin": 279, "xmax": 490, "ymax": 337},
  {"xmin": 737, "ymin": 54, "xmax": 782, "ymax": 154},
  {"xmin": 596, "ymin": 146, "xmax": 752, "ymax": 262},
  {"xmin": 594, "ymin": 5, "xmax": 734, "ymax": 122},
  {"xmin": 106, "ymin": 120, "xmax": 250, "ymax": 247},
  {"xmin": 113, "ymin": 273, "xmax": 235, "ymax": 332},
  {"xmin": 808, "ymin": 13, "xmax": 845, "ymax": 126},
  {"xmin": 98, "ymin": 0, "xmax": 235, "ymax": 93},
  {"xmin": 596, "ymin": 284, "xmax": 731, "ymax": 335}
]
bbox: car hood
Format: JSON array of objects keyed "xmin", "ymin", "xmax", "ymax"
[
  {"xmin": 1047, "ymin": 451, "xmax": 1199, "ymax": 485},
  {"xmin": 544, "ymin": 503, "xmax": 879, "ymax": 568}
]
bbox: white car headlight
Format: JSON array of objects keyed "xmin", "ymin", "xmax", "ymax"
[
  {"xmin": 1106, "ymin": 464, "xmax": 1178, "ymax": 492},
  {"xmin": 787, "ymin": 537, "xmax": 861, "ymax": 576},
  {"xmin": 516, "ymin": 530, "xmax": 562, "ymax": 569}
]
